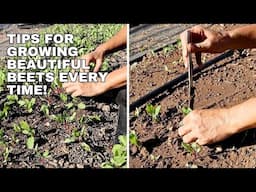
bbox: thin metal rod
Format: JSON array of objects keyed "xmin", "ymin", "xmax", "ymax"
[{"xmin": 187, "ymin": 31, "xmax": 194, "ymax": 109}]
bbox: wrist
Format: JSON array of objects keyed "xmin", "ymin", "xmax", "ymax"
[
  {"xmin": 224, "ymin": 107, "xmax": 243, "ymax": 135},
  {"xmin": 96, "ymin": 43, "xmax": 108, "ymax": 54},
  {"xmin": 219, "ymin": 31, "xmax": 233, "ymax": 51}
]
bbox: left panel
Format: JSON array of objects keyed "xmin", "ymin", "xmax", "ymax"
[{"xmin": 0, "ymin": 24, "xmax": 128, "ymax": 168}]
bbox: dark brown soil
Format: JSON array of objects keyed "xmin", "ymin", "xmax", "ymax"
[{"xmin": 130, "ymin": 24, "xmax": 256, "ymax": 168}]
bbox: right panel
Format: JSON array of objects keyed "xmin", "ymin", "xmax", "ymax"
[{"xmin": 129, "ymin": 24, "xmax": 256, "ymax": 168}]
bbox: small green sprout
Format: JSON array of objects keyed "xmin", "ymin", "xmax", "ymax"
[
  {"xmin": 129, "ymin": 130, "xmax": 139, "ymax": 147},
  {"xmin": 146, "ymin": 104, "xmax": 161, "ymax": 121},
  {"xmin": 181, "ymin": 107, "xmax": 192, "ymax": 116},
  {"xmin": 101, "ymin": 135, "xmax": 127, "ymax": 168},
  {"xmin": 40, "ymin": 104, "xmax": 49, "ymax": 116}
]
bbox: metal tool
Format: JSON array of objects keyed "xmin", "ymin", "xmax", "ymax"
[{"xmin": 187, "ymin": 31, "xmax": 194, "ymax": 109}]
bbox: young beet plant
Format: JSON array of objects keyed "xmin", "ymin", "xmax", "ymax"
[
  {"xmin": 18, "ymin": 98, "xmax": 36, "ymax": 113},
  {"xmin": 101, "ymin": 135, "xmax": 127, "ymax": 168},
  {"xmin": 146, "ymin": 104, "xmax": 161, "ymax": 122},
  {"xmin": 13, "ymin": 120, "xmax": 35, "ymax": 150}
]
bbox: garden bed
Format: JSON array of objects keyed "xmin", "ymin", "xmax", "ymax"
[
  {"xmin": 0, "ymin": 24, "xmax": 127, "ymax": 168},
  {"xmin": 129, "ymin": 24, "xmax": 256, "ymax": 168}
]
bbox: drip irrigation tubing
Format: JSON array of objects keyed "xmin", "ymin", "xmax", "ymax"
[{"xmin": 130, "ymin": 50, "xmax": 234, "ymax": 112}]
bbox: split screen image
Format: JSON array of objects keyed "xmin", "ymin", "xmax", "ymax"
[{"xmin": 0, "ymin": 24, "xmax": 256, "ymax": 168}]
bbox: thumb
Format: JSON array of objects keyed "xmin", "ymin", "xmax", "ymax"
[{"xmin": 190, "ymin": 41, "xmax": 210, "ymax": 53}]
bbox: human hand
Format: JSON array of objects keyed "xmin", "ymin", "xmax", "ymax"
[
  {"xmin": 63, "ymin": 81, "xmax": 108, "ymax": 97},
  {"xmin": 180, "ymin": 25, "xmax": 230, "ymax": 68},
  {"xmin": 81, "ymin": 46, "xmax": 106, "ymax": 72},
  {"xmin": 178, "ymin": 108, "xmax": 236, "ymax": 145}
]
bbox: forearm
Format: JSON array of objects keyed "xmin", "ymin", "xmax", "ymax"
[
  {"xmin": 97, "ymin": 25, "xmax": 127, "ymax": 53},
  {"xmin": 104, "ymin": 66, "xmax": 127, "ymax": 90},
  {"xmin": 225, "ymin": 24, "xmax": 256, "ymax": 49},
  {"xmin": 227, "ymin": 97, "xmax": 256, "ymax": 134}
]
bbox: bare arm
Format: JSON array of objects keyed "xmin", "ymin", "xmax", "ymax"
[
  {"xmin": 97, "ymin": 25, "xmax": 127, "ymax": 53},
  {"xmin": 228, "ymin": 97, "xmax": 256, "ymax": 133},
  {"xmin": 104, "ymin": 66, "xmax": 127, "ymax": 90},
  {"xmin": 83, "ymin": 25, "xmax": 127, "ymax": 72}
]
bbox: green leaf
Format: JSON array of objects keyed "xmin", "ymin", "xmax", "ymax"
[
  {"xmin": 42, "ymin": 150, "xmax": 50, "ymax": 158},
  {"xmin": 182, "ymin": 107, "xmax": 192, "ymax": 116},
  {"xmin": 40, "ymin": 104, "xmax": 49, "ymax": 116},
  {"xmin": 111, "ymin": 156, "xmax": 126, "ymax": 167},
  {"xmin": 129, "ymin": 130, "xmax": 139, "ymax": 146},
  {"xmin": 88, "ymin": 115, "xmax": 101, "ymax": 122},
  {"xmin": 118, "ymin": 135, "xmax": 127, "ymax": 147},
  {"xmin": 13, "ymin": 124, "xmax": 21, "ymax": 132},
  {"xmin": 77, "ymin": 102, "xmax": 86, "ymax": 110},
  {"xmin": 182, "ymin": 142, "xmax": 194, "ymax": 153},
  {"xmin": 60, "ymin": 93, "xmax": 68, "ymax": 103},
  {"xmin": 80, "ymin": 142, "xmax": 91, "ymax": 152},
  {"xmin": 101, "ymin": 162, "xmax": 113, "ymax": 168},
  {"xmin": 7, "ymin": 95, "xmax": 18, "ymax": 102},
  {"xmin": 134, "ymin": 108, "xmax": 140, "ymax": 117},
  {"xmin": 19, "ymin": 121, "xmax": 30, "ymax": 131},
  {"xmin": 30, "ymin": 98, "xmax": 36, "ymax": 106},
  {"xmin": 64, "ymin": 137, "xmax": 76, "ymax": 144},
  {"xmin": 26, "ymin": 136, "xmax": 35, "ymax": 149},
  {"xmin": 68, "ymin": 112, "xmax": 76, "ymax": 122},
  {"xmin": 65, "ymin": 102, "xmax": 74, "ymax": 109},
  {"xmin": 191, "ymin": 142, "xmax": 201, "ymax": 153},
  {"xmin": 154, "ymin": 105, "xmax": 161, "ymax": 118},
  {"xmin": 18, "ymin": 100, "xmax": 26, "ymax": 107}
]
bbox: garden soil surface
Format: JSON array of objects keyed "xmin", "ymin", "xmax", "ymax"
[
  {"xmin": 0, "ymin": 24, "xmax": 126, "ymax": 168},
  {"xmin": 130, "ymin": 24, "xmax": 256, "ymax": 168}
]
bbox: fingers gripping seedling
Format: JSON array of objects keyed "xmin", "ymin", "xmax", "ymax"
[{"xmin": 180, "ymin": 107, "xmax": 202, "ymax": 156}]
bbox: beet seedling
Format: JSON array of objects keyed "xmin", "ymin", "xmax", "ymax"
[
  {"xmin": 13, "ymin": 120, "xmax": 35, "ymax": 150},
  {"xmin": 134, "ymin": 107, "xmax": 140, "ymax": 117},
  {"xmin": 0, "ymin": 68, "xmax": 6, "ymax": 92},
  {"xmin": 60, "ymin": 93, "xmax": 68, "ymax": 103},
  {"xmin": 129, "ymin": 130, "xmax": 139, "ymax": 147},
  {"xmin": 18, "ymin": 98, "xmax": 36, "ymax": 113},
  {"xmin": 146, "ymin": 104, "xmax": 161, "ymax": 122},
  {"xmin": 40, "ymin": 104, "xmax": 49, "ymax": 116},
  {"xmin": 101, "ymin": 135, "xmax": 127, "ymax": 168}
]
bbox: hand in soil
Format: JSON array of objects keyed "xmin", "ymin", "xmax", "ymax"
[
  {"xmin": 180, "ymin": 25, "xmax": 230, "ymax": 68},
  {"xmin": 178, "ymin": 108, "xmax": 234, "ymax": 145},
  {"xmin": 63, "ymin": 81, "xmax": 107, "ymax": 97},
  {"xmin": 81, "ymin": 48, "xmax": 104, "ymax": 72}
]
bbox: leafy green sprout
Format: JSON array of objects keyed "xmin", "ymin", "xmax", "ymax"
[
  {"xmin": 40, "ymin": 104, "xmax": 49, "ymax": 116},
  {"xmin": 87, "ymin": 115, "xmax": 101, "ymax": 122},
  {"xmin": 60, "ymin": 93, "xmax": 68, "ymax": 103},
  {"xmin": 181, "ymin": 107, "xmax": 192, "ymax": 116},
  {"xmin": 101, "ymin": 135, "xmax": 127, "ymax": 168},
  {"xmin": 13, "ymin": 120, "xmax": 35, "ymax": 150},
  {"xmin": 163, "ymin": 44, "xmax": 175, "ymax": 54},
  {"xmin": 18, "ymin": 98, "xmax": 36, "ymax": 113},
  {"xmin": 134, "ymin": 107, "xmax": 140, "ymax": 117},
  {"xmin": 0, "ymin": 68, "xmax": 6, "ymax": 92},
  {"xmin": 77, "ymin": 102, "xmax": 86, "ymax": 110},
  {"xmin": 146, "ymin": 104, "xmax": 161, "ymax": 121},
  {"xmin": 80, "ymin": 142, "xmax": 91, "ymax": 152},
  {"xmin": 64, "ymin": 128, "xmax": 82, "ymax": 144},
  {"xmin": 129, "ymin": 130, "xmax": 139, "ymax": 147}
]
